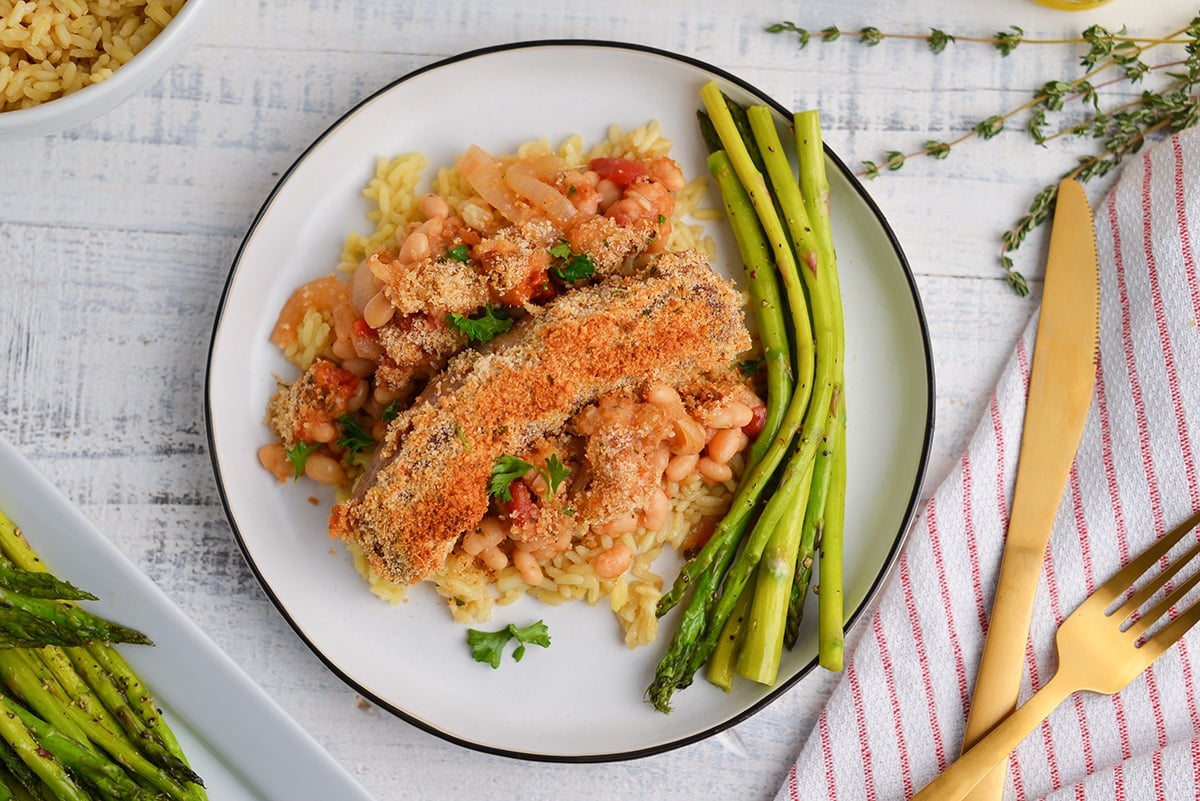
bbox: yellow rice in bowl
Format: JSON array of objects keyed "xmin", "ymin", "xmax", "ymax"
[{"xmin": 0, "ymin": 0, "xmax": 185, "ymax": 112}]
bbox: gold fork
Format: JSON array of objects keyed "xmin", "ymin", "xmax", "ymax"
[{"xmin": 913, "ymin": 508, "xmax": 1200, "ymax": 800}]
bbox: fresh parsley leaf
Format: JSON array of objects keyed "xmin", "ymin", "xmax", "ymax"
[
  {"xmin": 548, "ymin": 239, "xmax": 596, "ymax": 282},
  {"xmin": 336, "ymin": 414, "xmax": 375, "ymax": 458},
  {"xmin": 454, "ymin": 423, "xmax": 472, "ymax": 452},
  {"xmin": 445, "ymin": 305, "xmax": 514, "ymax": 343},
  {"xmin": 511, "ymin": 619, "xmax": 551, "ymax": 651},
  {"xmin": 381, "ymin": 399, "xmax": 402, "ymax": 422},
  {"xmin": 284, "ymin": 441, "xmax": 320, "ymax": 480},
  {"xmin": 467, "ymin": 620, "xmax": 551, "ymax": 668},
  {"xmin": 466, "ymin": 627, "xmax": 511, "ymax": 669},
  {"xmin": 542, "ymin": 453, "xmax": 569, "ymax": 497},
  {"xmin": 446, "ymin": 243, "xmax": 470, "ymax": 262},
  {"xmin": 489, "ymin": 453, "xmax": 570, "ymax": 501},
  {"xmin": 738, "ymin": 357, "xmax": 764, "ymax": 376},
  {"xmin": 488, "ymin": 455, "xmax": 534, "ymax": 501}
]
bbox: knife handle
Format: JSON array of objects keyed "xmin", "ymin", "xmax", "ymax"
[{"xmin": 960, "ymin": 546, "xmax": 1046, "ymax": 798}]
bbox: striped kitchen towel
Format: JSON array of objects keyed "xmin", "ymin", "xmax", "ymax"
[{"xmin": 778, "ymin": 126, "xmax": 1200, "ymax": 801}]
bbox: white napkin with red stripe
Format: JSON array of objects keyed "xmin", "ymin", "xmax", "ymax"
[{"xmin": 777, "ymin": 127, "xmax": 1200, "ymax": 800}]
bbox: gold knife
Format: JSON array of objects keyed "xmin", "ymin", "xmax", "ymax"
[{"xmin": 960, "ymin": 178, "xmax": 1101, "ymax": 800}]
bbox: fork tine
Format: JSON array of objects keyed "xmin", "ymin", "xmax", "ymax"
[
  {"xmin": 1138, "ymin": 595, "xmax": 1200, "ymax": 664},
  {"xmin": 1093, "ymin": 509, "xmax": 1200, "ymax": 608},
  {"xmin": 1126, "ymin": 559, "xmax": 1200, "ymax": 640},
  {"xmin": 1116, "ymin": 538, "xmax": 1200, "ymax": 625}
]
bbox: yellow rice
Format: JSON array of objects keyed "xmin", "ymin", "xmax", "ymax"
[
  {"xmin": 334, "ymin": 124, "xmax": 734, "ymax": 648},
  {"xmin": 0, "ymin": 0, "xmax": 185, "ymax": 112}
]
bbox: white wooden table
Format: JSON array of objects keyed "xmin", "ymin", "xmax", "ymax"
[{"xmin": 0, "ymin": 0, "xmax": 1188, "ymax": 798}]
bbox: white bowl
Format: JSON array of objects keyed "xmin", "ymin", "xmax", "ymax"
[{"xmin": 0, "ymin": 0, "xmax": 219, "ymax": 141}]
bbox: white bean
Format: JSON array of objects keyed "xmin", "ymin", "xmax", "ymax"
[
  {"xmin": 304, "ymin": 453, "xmax": 346, "ymax": 486},
  {"xmin": 697, "ymin": 456, "xmax": 733, "ymax": 484},
  {"xmin": 645, "ymin": 383, "xmax": 680, "ymax": 407},
  {"xmin": 341, "ymin": 358, "xmax": 376, "ymax": 381},
  {"xmin": 258, "ymin": 444, "xmax": 291, "ymax": 482},
  {"xmin": 707, "ymin": 427, "xmax": 749, "ymax": 465},
  {"xmin": 419, "ymin": 193, "xmax": 451, "ymax": 219},
  {"xmin": 704, "ymin": 401, "xmax": 754, "ymax": 430},
  {"xmin": 513, "ymin": 549, "xmax": 544, "ymax": 586},
  {"xmin": 363, "ymin": 290, "xmax": 395, "ymax": 329},
  {"xmin": 479, "ymin": 545, "xmax": 508, "ymax": 572},
  {"xmin": 599, "ymin": 512, "xmax": 639, "ymax": 537},
  {"xmin": 462, "ymin": 518, "xmax": 506, "ymax": 555},
  {"xmin": 592, "ymin": 543, "xmax": 633, "ymax": 579},
  {"xmin": 641, "ymin": 487, "xmax": 671, "ymax": 532},
  {"xmin": 398, "ymin": 230, "xmax": 431, "ymax": 264},
  {"xmin": 664, "ymin": 452, "xmax": 699, "ymax": 483},
  {"xmin": 306, "ymin": 421, "xmax": 337, "ymax": 444},
  {"xmin": 331, "ymin": 337, "xmax": 357, "ymax": 361}
]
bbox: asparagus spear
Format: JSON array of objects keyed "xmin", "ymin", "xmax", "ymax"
[
  {"xmin": 64, "ymin": 647, "xmax": 203, "ymax": 791},
  {"xmin": 0, "ymin": 587, "xmax": 152, "ymax": 649},
  {"xmin": 704, "ymin": 573, "xmax": 755, "ymax": 691},
  {"xmin": 0, "ymin": 563, "xmax": 95, "ymax": 602},
  {"xmin": 818, "ymin": 407, "xmax": 848, "ymax": 671},
  {"xmin": 0, "ymin": 768, "xmax": 19, "ymax": 801},
  {"xmin": 794, "ymin": 108, "xmax": 848, "ymax": 669},
  {"xmin": 0, "ymin": 738, "xmax": 45, "ymax": 801},
  {"xmin": 0, "ymin": 650, "xmax": 89, "ymax": 747},
  {"xmin": 784, "ymin": 404, "xmax": 839, "ymax": 649},
  {"xmin": 651, "ymin": 88, "xmax": 850, "ymax": 710},
  {"xmin": 676, "ymin": 103, "xmax": 838, "ymax": 677},
  {"xmin": 682, "ymin": 95, "xmax": 838, "ymax": 680},
  {"xmin": 736, "ymin": 454, "xmax": 815, "ymax": 685},
  {"xmin": 0, "ymin": 510, "xmax": 205, "ymax": 799},
  {"xmin": 0, "ymin": 699, "xmax": 89, "ymax": 801},
  {"xmin": 1, "ymin": 696, "xmax": 156, "ymax": 801},
  {"xmin": 83, "ymin": 642, "xmax": 192, "ymax": 771},
  {"xmin": 704, "ymin": 126, "xmax": 794, "ymax": 470},
  {"xmin": 648, "ymin": 91, "xmax": 814, "ymax": 710}
]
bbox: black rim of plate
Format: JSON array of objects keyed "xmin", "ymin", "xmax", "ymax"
[{"xmin": 204, "ymin": 38, "xmax": 936, "ymax": 764}]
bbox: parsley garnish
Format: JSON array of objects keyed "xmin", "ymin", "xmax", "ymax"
[
  {"xmin": 284, "ymin": 441, "xmax": 320, "ymax": 480},
  {"xmin": 488, "ymin": 454, "xmax": 570, "ymax": 501},
  {"xmin": 738, "ymin": 357, "xmax": 764, "ymax": 376},
  {"xmin": 336, "ymin": 414, "xmax": 375, "ymax": 459},
  {"xmin": 542, "ymin": 454, "xmax": 569, "ymax": 496},
  {"xmin": 445, "ymin": 305, "xmax": 514, "ymax": 343},
  {"xmin": 454, "ymin": 423, "xmax": 472, "ymax": 452},
  {"xmin": 467, "ymin": 620, "xmax": 551, "ymax": 668},
  {"xmin": 381, "ymin": 400, "xmax": 402, "ymax": 422},
  {"xmin": 488, "ymin": 455, "xmax": 533, "ymax": 502},
  {"xmin": 446, "ymin": 243, "xmax": 470, "ymax": 262},
  {"xmin": 548, "ymin": 240, "xmax": 596, "ymax": 282}
]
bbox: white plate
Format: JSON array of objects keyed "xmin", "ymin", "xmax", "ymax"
[
  {"xmin": 0, "ymin": 435, "xmax": 374, "ymax": 800},
  {"xmin": 206, "ymin": 41, "xmax": 934, "ymax": 761}
]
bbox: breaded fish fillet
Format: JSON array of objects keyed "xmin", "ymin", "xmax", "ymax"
[{"xmin": 329, "ymin": 249, "xmax": 751, "ymax": 585}]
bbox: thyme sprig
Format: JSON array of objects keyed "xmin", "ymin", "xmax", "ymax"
[
  {"xmin": 768, "ymin": 17, "xmax": 1200, "ymax": 295},
  {"xmin": 766, "ymin": 21, "xmax": 1189, "ymax": 55}
]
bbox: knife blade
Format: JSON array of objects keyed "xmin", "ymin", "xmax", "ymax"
[{"xmin": 959, "ymin": 177, "xmax": 1100, "ymax": 800}]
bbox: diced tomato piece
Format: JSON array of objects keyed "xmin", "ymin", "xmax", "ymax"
[
  {"xmin": 742, "ymin": 403, "xmax": 768, "ymax": 438},
  {"xmin": 681, "ymin": 516, "xmax": 718, "ymax": 558},
  {"xmin": 498, "ymin": 479, "xmax": 538, "ymax": 526},
  {"xmin": 352, "ymin": 318, "xmax": 379, "ymax": 341},
  {"xmin": 588, "ymin": 157, "xmax": 648, "ymax": 189},
  {"xmin": 311, "ymin": 360, "xmax": 361, "ymax": 402}
]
